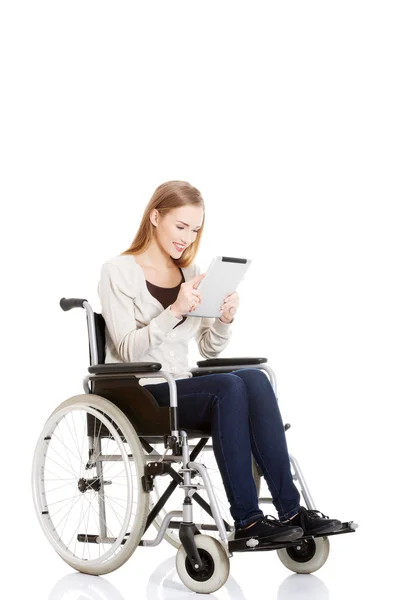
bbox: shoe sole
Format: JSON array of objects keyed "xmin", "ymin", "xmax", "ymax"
[{"xmin": 238, "ymin": 526, "xmax": 304, "ymax": 544}]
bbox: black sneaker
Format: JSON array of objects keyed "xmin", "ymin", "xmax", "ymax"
[
  {"xmin": 235, "ymin": 514, "xmax": 304, "ymax": 543},
  {"xmin": 287, "ymin": 507, "xmax": 342, "ymax": 536}
]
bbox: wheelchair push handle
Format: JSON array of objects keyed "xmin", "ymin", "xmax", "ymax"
[{"xmin": 60, "ymin": 297, "xmax": 88, "ymax": 311}]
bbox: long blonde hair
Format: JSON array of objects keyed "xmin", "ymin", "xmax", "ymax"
[{"xmin": 120, "ymin": 180, "xmax": 206, "ymax": 268}]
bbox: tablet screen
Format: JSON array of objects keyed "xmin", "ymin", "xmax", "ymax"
[{"xmin": 183, "ymin": 256, "xmax": 252, "ymax": 318}]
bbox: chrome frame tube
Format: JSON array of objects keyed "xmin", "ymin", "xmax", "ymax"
[
  {"xmin": 83, "ymin": 375, "xmax": 91, "ymax": 394},
  {"xmin": 180, "ymin": 431, "xmax": 194, "ymax": 525},
  {"xmin": 259, "ymin": 364, "xmax": 277, "ymax": 397},
  {"xmin": 83, "ymin": 301, "xmax": 98, "ymax": 366},
  {"xmin": 87, "ymin": 453, "xmax": 182, "ymax": 462},
  {"xmin": 289, "ymin": 453, "xmax": 316, "ymax": 510},
  {"xmin": 91, "ymin": 435, "xmax": 108, "ymax": 539},
  {"xmin": 187, "ymin": 460, "xmax": 230, "ymax": 553},
  {"xmin": 140, "ymin": 511, "xmax": 183, "ymax": 547},
  {"xmin": 180, "ymin": 431, "xmax": 231, "ymax": 555}
]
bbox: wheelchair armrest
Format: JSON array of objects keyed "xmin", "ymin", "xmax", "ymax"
[
  {"xmin": 191, "ymin": 357, "xmax": 268, "ymax": 377},
  {"xmin": 88, "ymin": 362, "xmax": 162, "ymax": 374},
  {"xmin": 196, "ymin": 357, "xmax": 267, "ymax": 367}
]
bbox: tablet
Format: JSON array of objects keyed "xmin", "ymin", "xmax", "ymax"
[{"xmin": 183, "ymin": 256, "xmax": 252, "ymax": 318}]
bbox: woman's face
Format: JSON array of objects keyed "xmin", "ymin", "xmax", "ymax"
[{"xmin": 153, "ymin": 205, "xmax": 204, "ymax": 258}]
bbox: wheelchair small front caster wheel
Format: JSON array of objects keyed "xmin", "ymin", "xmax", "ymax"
[
  {"xmin": 276, "ymin": 536, "xmax": 330, "ymax": 574},
  {"xmin": 176, "ymin": 535, "xmax": 230, "ymax": 593}
]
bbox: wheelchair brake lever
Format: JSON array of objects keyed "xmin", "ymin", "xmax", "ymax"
[{"xmin": 163, "ymin": 434, "xmax": 180, "ymax": 458}]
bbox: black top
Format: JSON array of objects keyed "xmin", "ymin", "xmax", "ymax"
[{"xmin": 146, "ymin": 267, "xmax": 187, "ymax": 328}]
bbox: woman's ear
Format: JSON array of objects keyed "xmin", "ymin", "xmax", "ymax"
[{"xmin": 150, "ymin": 209, "xmax": 159, "ymax": 227}]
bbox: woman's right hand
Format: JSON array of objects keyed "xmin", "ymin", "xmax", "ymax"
[{"xmin": 170, "ymin": 273, "xmax": 206, "ymax": 318}]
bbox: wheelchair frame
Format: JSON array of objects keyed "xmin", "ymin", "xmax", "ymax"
[
  {"xmin": 32, "ymin": 296, "xmax": 357, "ymax": 590},
  {"xmin": 86, "ymin": 297, "xmax": 356, "ymax": 539}
]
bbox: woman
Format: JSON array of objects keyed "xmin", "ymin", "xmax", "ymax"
[{"xmin": 98, "ymin": 180, "xmax": 342, "ymax": 543}]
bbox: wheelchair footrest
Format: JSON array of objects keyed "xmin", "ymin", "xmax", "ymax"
[{"xmin": 228, "ymin": 521, "xmax": 358, "ymax": 553}]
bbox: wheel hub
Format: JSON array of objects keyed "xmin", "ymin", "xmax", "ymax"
[
  {"xmin": 185, "ymin": 549, "xmax": 215, "ymax": 582},
  {"xmin": 77, "ymin": 477, "xmax": 101, "ymax": 493},
  {"xmin": 287, "ymin": 538, "xmax": 317, "ymax": 563}
]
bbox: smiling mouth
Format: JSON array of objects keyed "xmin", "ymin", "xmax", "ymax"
[{"xmin": 173, "ymin": 243, "xmax": 186, "ymax": 250}]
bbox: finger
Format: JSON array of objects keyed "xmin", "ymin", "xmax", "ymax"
[
  {"xmin": 224, "ymin": 296, "xmax": 238, "ymax": 304},
  {"xmin": 222, "ymin": 300, "xmax": 234, "ymax": 307},
  {"xmin": 190, "ymin": 298, "xmax": 200, "ymax": 311},
  {"xmin": 192, "ymin": 273, "xmax": 206, "ymax": 288},
  {"xmin": 221, "ymin": 303, "xmax": 235, "ymax": 311}
]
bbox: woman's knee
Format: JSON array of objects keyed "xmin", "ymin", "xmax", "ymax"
[
  {"xmin": 232, "ymin": 368, "xmax": 279, "ymax": 411},
  {"xmin": 233, "ymin": 368, "xmax": 274, "ymax": 392},
  {"xmin": 210, "ymin": 373, "xmax": 249, "ymax": 408}
]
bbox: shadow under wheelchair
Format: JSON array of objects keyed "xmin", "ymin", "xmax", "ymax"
[{"xmin": 31, "ymin": 297, "xmax": 358, "ymax": 594}]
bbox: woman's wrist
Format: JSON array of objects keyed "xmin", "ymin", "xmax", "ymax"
[{"xmin": 170, "ymin": 304, "xmax": 183, "ymax": 319}]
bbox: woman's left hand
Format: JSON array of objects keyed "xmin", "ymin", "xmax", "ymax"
[{"xmin": 220, "ymin": 292, "xmax": 240, "ymax": 323}]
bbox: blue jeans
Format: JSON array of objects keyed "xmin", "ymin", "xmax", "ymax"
[{"xmin": 143, "ymin": 368, "xmax": 301, "ymax": 529}]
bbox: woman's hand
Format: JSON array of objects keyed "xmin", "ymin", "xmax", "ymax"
[
  {"xmin": 170, "ymin": 273, "xmax": 206, "ymax": 318},
  {"xmin": 219, "ymin": 292, "xmax": 239, "ymax": 323}
]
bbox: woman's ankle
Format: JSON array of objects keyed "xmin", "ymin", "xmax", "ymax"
[
  {"xmin": 281, "ymin": 511, "xmax": 300, "ymax": 523},
  {"xmin": 241, "ymin": 520, "xmax": 258, "ymax": 530}
]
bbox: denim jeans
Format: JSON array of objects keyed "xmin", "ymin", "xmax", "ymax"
[{"xmin": 143, "ymin": 368, "xmax": 301, "ymax": 529}]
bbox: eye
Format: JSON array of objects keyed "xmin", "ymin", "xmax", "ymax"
[{"xmin": 176, "ymin": 226, "xmax": 199, "ymax": 233}]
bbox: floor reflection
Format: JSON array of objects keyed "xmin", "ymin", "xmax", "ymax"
[
  {"xmin": 48, "ymin": 557, "xmax": 330, "ymax": 600},
  {"xmin": 48, "ymin": 572, "xmax": 125, "ymax": 600},
  {"xmin": 277, "ymin": 573, "xmax": 330, "ymax": 600}
]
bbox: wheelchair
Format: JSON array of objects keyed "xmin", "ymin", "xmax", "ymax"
[{"xmin": 31, "ymin": 297, "xmax": 358, "ymax": 594}]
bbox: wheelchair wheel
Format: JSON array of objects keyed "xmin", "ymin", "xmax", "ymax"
[
  {"xmin": 149, "ymin": 440, "xmax": 262, "ymax": 548},
  {"xmin": 31, "ymin": 394, "xmax": 149, "ymax": 575},
  {"xmin": 175, "ymin": 534, "xmax": 230, "ymax": 594},
  {"xmin": 276, "ymin": 536, "xmax": 330, "ymax": 574}
]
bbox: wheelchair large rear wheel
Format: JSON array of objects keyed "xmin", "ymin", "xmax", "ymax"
[
  {"xmin": 149, "ymin": 439, "xmax": 262, "ymax": 548},
  {"xmin": 32, "ymin": 394, "xmax": 149, "ymax": 575}
]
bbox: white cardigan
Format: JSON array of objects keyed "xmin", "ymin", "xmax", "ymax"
[{"xmin": 97, "ymin": 254, "xmax": 233, "ymax": 386}]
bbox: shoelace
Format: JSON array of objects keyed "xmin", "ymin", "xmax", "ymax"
[
  {"xmin": 305, "ymin": 508, "xmax": 329, "ymax": 520},
  {"xmin": 262, "ymin": 514, "xmax": 287, "ymax": 528}
]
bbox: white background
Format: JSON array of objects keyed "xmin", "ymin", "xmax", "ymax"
[{"xmin": 1, "ymin": 1, "xmax": 399, "ymax": 598}]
